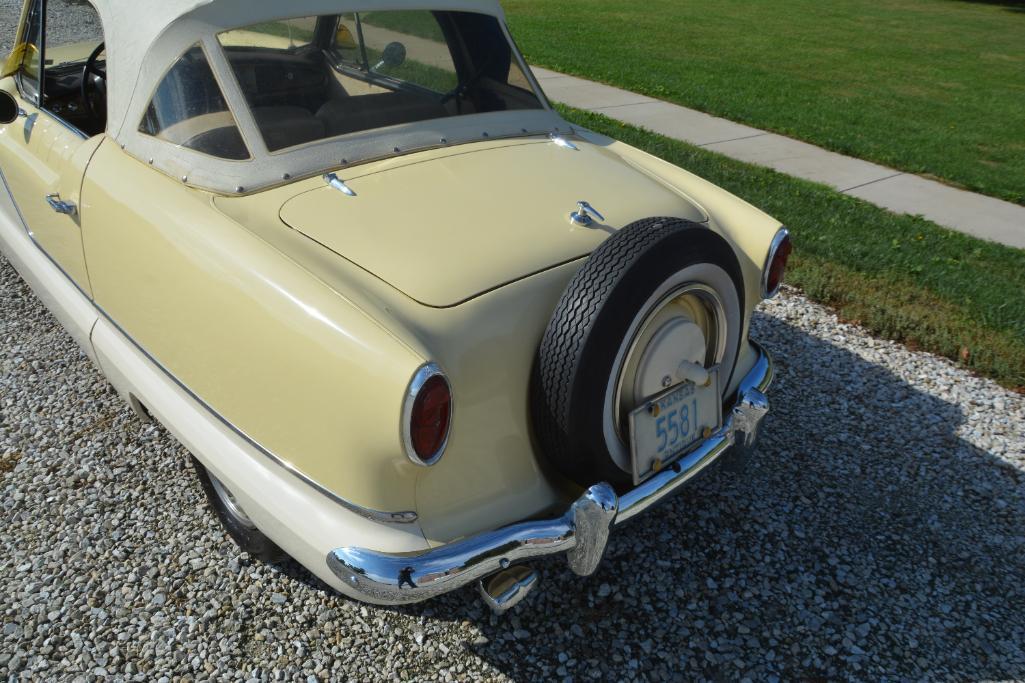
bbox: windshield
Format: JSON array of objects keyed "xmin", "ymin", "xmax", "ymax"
[{"xmin": 216, "ymin": 10, "xmax": 544, "ymax": 153}]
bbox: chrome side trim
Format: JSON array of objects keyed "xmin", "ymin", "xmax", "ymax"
[
  {"xmin": 326, "ymin": 343, "xmax": 773, "ymax": 604},
  {"xmin": 760, "ymin": 226, "xmax": 790, "ymax": 299},
  {"xmin": 0, "ymin": 160, "xmax": 418, "ymax": 525}
]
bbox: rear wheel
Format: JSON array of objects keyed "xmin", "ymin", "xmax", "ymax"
[
  {"xmin": 531, "ymin": 218, "xmax": 744, "ymax": 488},
  {"xmin": 191, "ymin": 456, "xmax": 285, "ymax": 562}
]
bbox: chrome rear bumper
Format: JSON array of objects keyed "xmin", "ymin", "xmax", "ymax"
[{"xmin": 326, "ymin": 343, "xmax": 773, "ymax": 605}]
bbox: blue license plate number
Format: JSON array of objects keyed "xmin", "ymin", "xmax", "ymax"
[{"xmin": 628, "ymin": 368, "xmax": 722, "ymax": 484}]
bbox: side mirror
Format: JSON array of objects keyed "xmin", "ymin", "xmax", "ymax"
[
  {"xmin": 379, "ymin": 41, "xmax": 406, "ymax": 69},
  {"xmin": 0, "ymin": 90, "xmax": 20, "ymax": 125}
]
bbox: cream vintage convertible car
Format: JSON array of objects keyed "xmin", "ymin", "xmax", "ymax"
[{"xmin": 0, "ymin": 0, "xmax": 789, "ymax": 613}]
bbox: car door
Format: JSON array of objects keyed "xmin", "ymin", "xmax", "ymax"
[{"xmin": 0, "ymin": 0, "xmax": 104, "ymax": 295}]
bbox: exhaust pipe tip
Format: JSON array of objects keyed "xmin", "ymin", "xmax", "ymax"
[{"xmin": 478, "ymin": 565, "xmax": 539, "ymax": 615}]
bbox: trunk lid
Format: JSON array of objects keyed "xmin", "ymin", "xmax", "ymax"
[{"xmin": 279, "ymin": 139, "xmax": 706, "ymax": 307}]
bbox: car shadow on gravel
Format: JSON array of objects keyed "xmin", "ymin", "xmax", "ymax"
[{"xmin": 391, "ymin": 310, "xmax": 1025, "ymax": 681}]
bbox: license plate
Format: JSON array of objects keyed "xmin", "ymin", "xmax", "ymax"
[{"xmin": 628, "ymin": 368, "xmax": 722, "ymax": 485}]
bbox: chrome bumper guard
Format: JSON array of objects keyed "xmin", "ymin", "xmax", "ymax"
[{"xmin": 326, "ymin": 344, "xmax": 773, "ymax": 605}]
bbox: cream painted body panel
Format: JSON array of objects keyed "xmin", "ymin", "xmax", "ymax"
[
  {"xmin": 2, "ymin": 91, "xmax": 781, "ymax": 552},
  {"xmin": 80, "ymin": 139, "xmax": 428, "ymax": 515},
  {"xmin": 0, "ymin": 186, "xmax": 428, "ymax": 600},
  {"xmin": 218, "ymin": 192, "xmax": 573, "ymax": 543},
  {"xmin": 0, "ymin": 77, "xmax": 96, "ymax": 292},
  {"xmin": 0, "ymin": 143, "xmax": 98, "ymax": 361},
  {"xmin": 280, "ymin": 139, "xmax": 707, "ymax": 306},
  {"xmin": 89, "ymin": 317, "xmax": 429, "ymax": 602},
  {"xmin": 216, "ymin": 134, "xmax": 781, "ymax": 544},
  {"xmin": 0, "ymin": 0, "xmax": 787, "ymax": 593}
]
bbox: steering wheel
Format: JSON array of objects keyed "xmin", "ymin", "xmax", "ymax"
[{"xmin": 81, "ymin": 42, "xmax": 107, "ymax": 122}]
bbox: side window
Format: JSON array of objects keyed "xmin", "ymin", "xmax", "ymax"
[
  {"xmin": 45, "ymin": 0, "xmax": 105, "ymax": 65},
  {"xmin": 43, "ymin": 0, "xmax": 107, "ymax": 132},
  {"xmin": 355, "ymin": 11, "xmax": 459, "ymax": 94},
  {"xmin": 138, "ymin": 44, "xmax": 251, "ymax": 161},
  {"xmin": 13, "ymin": 0, "xmax": 43, "ymax": 105},
  {"xmin": 332, "ymin": 14, "xmax": 363, "ymax": 68}
]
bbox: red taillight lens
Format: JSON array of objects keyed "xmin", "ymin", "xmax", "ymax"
[
  {"xmin": 409, "ymin": 374, "xmax": 451, "ymax": 463},
  {"xmin": 763, "ymin": 231, "xmax": 792, "ymax": 298}
]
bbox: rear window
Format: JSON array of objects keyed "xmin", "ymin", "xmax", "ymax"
[
  {"xmin": 216, "ymin": 11, "xmax": 544, "ymax": 153},
  {"xmin": 218, "ymin": 18, "xmax": 317, "ymax": 50},
  {"xmin": 138, "ymin": 44, "xmax": 251, "ymax": 160}
]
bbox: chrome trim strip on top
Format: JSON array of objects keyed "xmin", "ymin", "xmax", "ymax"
[
  {"xmin": 326, "ymin": 343, "xmax": 773, "ymax": 604},
  {"xmin": 44, "ymin": 109, "xmax": 89, "ymax": 140},
  {"xmin": 0, "ymin": 161, "xmax": 418, "ymax": 525}
]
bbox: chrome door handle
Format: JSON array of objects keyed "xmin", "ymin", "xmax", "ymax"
[{"xmin": 45, "ymin": 193, "xmax": 77, "ymax": 216}]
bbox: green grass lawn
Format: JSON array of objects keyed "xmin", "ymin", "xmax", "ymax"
[
  {"xmin": 561, "ymin": 106, "xmax": 1025, "ymax": 390},
  {"xmin": 360, "ymin": 10, "xmax": 445, "ymax": 40},
  {"xmin": 506, "ymin": 0, "xmax": 1025, "ymax": 205}
]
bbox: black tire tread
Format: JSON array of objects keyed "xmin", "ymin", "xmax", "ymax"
[
  {"xmin": 531, "ymin": 217, "xmax": 744, "ymax": 487},
  {"xmin": 533, "ymin": 218, "xmax": 682, "ymax": 460}
]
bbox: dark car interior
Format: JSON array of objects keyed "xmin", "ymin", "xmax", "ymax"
[
  {"xmin": 138, "ymin": 10, "xmax": 542, "ymax": 159},
  {"xmin": 38, "ymin": 10, "xmax": 543, "ymax": 160},
  {"xmin": 218, "ymin": 10, "xmax": 543, "ymax": 155},
  {"xmin": 41, "ymin": 43, "xmax": 107, "ymax": 137}
]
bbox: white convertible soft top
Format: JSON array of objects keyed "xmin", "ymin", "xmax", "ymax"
[
  {"xmin": 66, "ymin": 0, "xmax": 567, "ymax": 193},
  {"xmin": 93, "ymin": 0, "xmax": 506, "ymax": 139}
]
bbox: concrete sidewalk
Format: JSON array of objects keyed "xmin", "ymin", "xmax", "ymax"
[{"xmin": 532, "ymin": 67, "xmax": 1025, "ymax": 250}]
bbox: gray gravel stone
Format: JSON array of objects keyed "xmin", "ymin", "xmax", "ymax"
[{"xmin": 3, "ymin": 4, "xmax": 1025, "ymax": 680}]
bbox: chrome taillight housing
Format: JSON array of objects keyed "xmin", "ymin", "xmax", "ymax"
[
  {"xmin": 402, "ymin": 363, "xmax": 452, "ymax": 466},
  {"xmin": 761, "ymin": 227, "xmax": 792, "ymax": 299}
]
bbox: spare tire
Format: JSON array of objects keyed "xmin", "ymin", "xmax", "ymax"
[{"xmin": 531, "ymin": 217, "xmax": 744, "ymax": 489}]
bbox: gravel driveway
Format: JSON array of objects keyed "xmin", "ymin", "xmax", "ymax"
[{"xmin": 3, "ymin": 4, "xmax": 1025, "ymax": 681}]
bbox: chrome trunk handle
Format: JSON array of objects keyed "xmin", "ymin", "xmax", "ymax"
[{"xmin": 45, "ymin": 193, "xmax": 77, "ymax": 216}]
